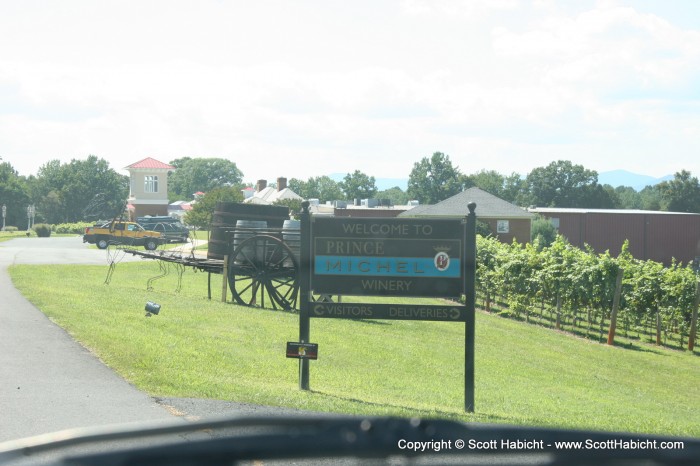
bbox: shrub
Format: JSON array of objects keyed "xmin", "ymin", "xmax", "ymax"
[
  {"xmin": 53, "ymin": 222, "xmax": 93, "ymax": 234},
  {"xmin": 3, "ymin": 226, "xmax": 18, "ymax": 232},
  {"xmin": 476, "ymin": 220, "xmax": 492, "ymax": 237},
  {"xmin": 33, "ymin": 224, "xmax": 52, "ymax": 237},
  {"xmin": 531, "ymin": 214, "xmax": 557, "ymax": 249}
]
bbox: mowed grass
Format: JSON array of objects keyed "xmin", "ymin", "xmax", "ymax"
[
  {"xmin": 9, "ymin": 261, "xmax": 700, "ymax": 438},
  {"xmin": 0, "ymin": 231, "xmax": 33, "ymax": 242}
]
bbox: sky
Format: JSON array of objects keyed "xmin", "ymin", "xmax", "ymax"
[{"xmin": 1, "ymin": 0, "xmax": 699, "ymax": 185}]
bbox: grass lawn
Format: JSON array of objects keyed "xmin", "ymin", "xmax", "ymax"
[
  {"xmin": 189, "ymin": 229, "xmax": 208, "ymax": 241},
  {"xmin": 188, "ymin": 229, "xmax": 209, "ymax": 250},
  {"xmin": 9, "ymin": 261, "xmax": 700, "ymax": 438},
  {"xmin": 0, "ymin": 231, "xmax": 33, "ymax": 242}
]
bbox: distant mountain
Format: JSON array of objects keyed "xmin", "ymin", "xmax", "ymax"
[
  {"xmin": 598, "ymin": 170, "xmax": 673, "ymax": 191},
  {"xmin": 327, "ymin": 169, "xmax": 672, "ymax": 194}
]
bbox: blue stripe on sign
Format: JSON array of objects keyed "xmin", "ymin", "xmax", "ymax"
[{"xmin": 314, "ymin": 256, "xmax": 461, "ymax": 277}]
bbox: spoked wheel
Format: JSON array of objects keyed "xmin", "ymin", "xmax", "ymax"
[{"xmin": 227, "ymin": 234, "xmax": 299, "ymax": 311}]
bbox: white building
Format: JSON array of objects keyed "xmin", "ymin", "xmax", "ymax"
[
  {"xmin": 244, "ymin": 177, "xmax": 303, "ymax": 205},
  {"xmin": 125, "ymin": 157, "xmax": 176, "ymax": 219}
]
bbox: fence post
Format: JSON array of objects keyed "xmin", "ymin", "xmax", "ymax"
[
  {"xmin": 607, "ymin": 267, "xmax": 624, "ymax": 346},
  {"xmin": 555, "ymin": 292, "xmax": 561, "ymax": 330},
  {"xmin": 221, "ymin": 254, "xmax": 229, "ymax": 302},
  {"xmin": 688, "ymin": 280, "xmax": 699, "ymax": 352}
]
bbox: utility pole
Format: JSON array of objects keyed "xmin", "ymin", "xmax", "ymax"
[{"xmin": 26, "ymin": 204, "xmax": 35, "ymax": 230}]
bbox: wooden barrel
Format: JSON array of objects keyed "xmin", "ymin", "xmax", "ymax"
[
  {"xmin": 233, "ymin": 220, "xmax": 267, "ymax": 264},
  {"xmin": 213, "ymin": 202, "xmax": 288, "ymax": 228},
  {"xmin": 208, "ymin": 225, "xmax": 230, "ymax": 261},
  {"xmin": 282, "ymin": 219, "xmax": 300, "ymax": 266},
  {"xmin": 208, "ymin": 202, "xmax": 290, "ymax": 260}
]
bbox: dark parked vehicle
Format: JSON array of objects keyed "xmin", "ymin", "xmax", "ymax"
[{"xmin": 136, "ymin": 216, "xmax": 189, "ymax": 243}]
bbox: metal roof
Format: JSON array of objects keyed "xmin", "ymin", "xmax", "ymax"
[
  {"xmin": 399, "ymin": 187, "xmax": 534, "ymax": 219},
  {"xmin": 125, "ymin": 157, "xmax": 176, "ymax": 170},
  {"xmin": 530, "ymin": 207, "xmax": 700, "ymax": 216},
  {"xmin": 243, "ymin": 187, "xmax": 304, "ymax": 205}
]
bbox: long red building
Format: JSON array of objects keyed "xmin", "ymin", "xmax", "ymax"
[{"xmin": 530, "ymin": 207, "xmax": 700, "ymax": 266}]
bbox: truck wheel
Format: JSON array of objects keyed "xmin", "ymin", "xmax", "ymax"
[
  {"xmin": 144, "ymin": 239, "xmax": 159, "ymax": 251},
  {"xmin": 97, "ymin": 238, "xmax": 109, "ymax": 249}
]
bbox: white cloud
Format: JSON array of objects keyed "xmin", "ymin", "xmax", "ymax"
[
  {"xmin": 402, "ymin": 0, "xmax": 519, "ymax": 17},
  {"xmin": 492, "ymin": 3, "xmax": 700, "ymax": 89},
  {"xmin": 0, "ymin": 0, "xmax": 699, "ymax": 182}
]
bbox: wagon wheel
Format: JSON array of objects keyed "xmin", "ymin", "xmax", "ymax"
[{"xmin": 227, "ymin": 234, "xmax": 299, "ymax": 311}]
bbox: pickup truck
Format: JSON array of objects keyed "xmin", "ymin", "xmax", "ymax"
[{"xmin": 83, "ymin": 221, "xmax": 163, "ymax": 250}]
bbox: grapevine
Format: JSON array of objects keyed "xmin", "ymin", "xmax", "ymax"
[{"xmin": 475, "ymin": 235, "xmax": 699, "ymax": 350}]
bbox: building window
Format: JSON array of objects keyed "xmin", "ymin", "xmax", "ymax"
[
  {"xmin": 144, "ymin": 175, "xmax": 159, "ymax": 193},
  {"xmin": 551, "ymin": 217, "xmax": 560, "ymax": 229},
  {"xmin": 497, "ymin": 220, "xmax": 510, "ymax": 234}
]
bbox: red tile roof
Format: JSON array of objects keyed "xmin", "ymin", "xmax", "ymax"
[{"xmin": 125, "ymin": 157, "xmax": 176, "ymax": 170}]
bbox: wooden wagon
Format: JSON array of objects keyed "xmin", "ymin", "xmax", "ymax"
[{"xmin": 126, "ymin": 202, "xmax": 301, "ymax": 311}]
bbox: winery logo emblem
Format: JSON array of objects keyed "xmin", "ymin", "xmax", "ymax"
[{"xmin": 433, "ymin": 246, "xmax": 451, "ymax": 272}]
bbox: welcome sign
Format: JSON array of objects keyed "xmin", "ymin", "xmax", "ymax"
[
  {"xmin": 311, "ymin": 217, "xmax": 465, "ymax": 298},
  {"xmin": 296, "ymin": 204, "xmax": 478, "ymax": 412}
]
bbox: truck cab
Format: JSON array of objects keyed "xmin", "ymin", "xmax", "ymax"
[{"xmin": 83, "ymin": 221, "xmax": 163, "ymax": 250}]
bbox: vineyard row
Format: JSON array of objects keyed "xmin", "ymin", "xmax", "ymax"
[{"xmin": 475, "ymin": 235, "xmax": 700, "ymax": 351}]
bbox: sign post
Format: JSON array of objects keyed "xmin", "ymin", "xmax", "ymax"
[
  {"xmin": 464, "ymin": 202, "xmax": 476, "ymax": 412},
  {"xmin": 295, "ymin": 201, "xmax": 477, "ymax": 412},
  {"xmin": 298, "ymin": 202, "xmax": 312, "ymax": 390}
]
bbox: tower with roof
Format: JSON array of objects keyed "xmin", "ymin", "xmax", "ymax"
[{"xmin": 125, "ymin": 157, "xmax": 176, "ymax": 219}]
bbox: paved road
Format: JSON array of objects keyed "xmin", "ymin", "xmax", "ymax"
[
  {"xmin": 0, "ymin": 237, "xmax": 176, "ymax": 442},
  {"xmin": 0, "ymin": 237, "xmax": 315, "ymax": 444}
]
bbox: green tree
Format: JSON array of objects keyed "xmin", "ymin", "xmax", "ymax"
[
  {"xmin": 168, "ymin": 157, "xmax": 244, "ymax": 201},
  {"xmin": 376, "ymin": 186, "xmax": 409, "ymax": 206},
  {"xmin": 530, "ymin": 215, "xmax": 558, "ymax": 249},
  {"xmin": 581, "ymin": 183, "xmax": 616, "ymax": 209},
  {"xmin": 476, "ymin": 220, "xmax": 492, "ymax": 237},
  {"xmin": 184, "ymin": 186, "xmax": 244, "ymax": 229},
  {"xmin": 0, "ymin": 161, "xmax": 31, "ymax": 228},
  {"xmin": 340, "ymin": 170, "xmax": 377, "ymax": 200},
  {"xmin": 407, "ymin": 152, "xmax": 464, "ymax": 204},
  {"xmin": 316, "ymin": 176, "xmax": 345, "ymax": 202},
  {"xmin": 273, "ymin": 198, "xmax": 303, "ymax": 219},
  {"xmin": 525, "ymin": 160, "xmax": 613, "ymax": 208},
  {"xmin": 655, "ymin": 170, "xmax": 700, "ymax": 213},
  {"xmin": 467, "ymin": 170, "xmax": 503, "ymax": 197},
  {"xmin": 289, "ymin": 176, "xmax": 344, "ymax": 202},
  {"xmin": 615, "ymin": 186, "xmax": 643, "ymax": 209},
  {"xmin": 288, "ymin": 178, "xmax": 307, "ymax": 198},
  {"xmin": 32, "ymin": 156, "xmax": 128, "ymax": 223},
  {"xmin": 464, "ymin": 169, "xmax": 529, "ymax": 205},
  {"xmin": 639, "ymin": 185, "xmax": 662, "ymax": 210},
  {"xmin": 603, "ymin": 184, "xmax": 620, "ymax": 208},
  {"xmin": 503, "ymin": 173, "xmax": 528, "ymax": 205}
]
